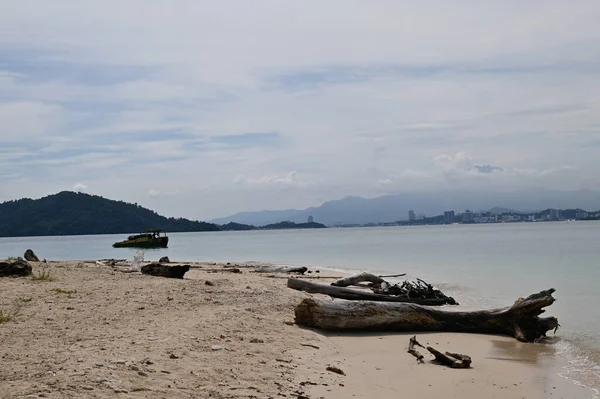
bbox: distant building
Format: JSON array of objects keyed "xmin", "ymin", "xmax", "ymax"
[
  {"xmin": 307, "ymin": 215, "xmax": 314, "ymax": 223},
  {"xmin": 575, "ymin": 211, "xmax": 589, "ymax": 220},
  {"xmin": 549, "ymin": 209, "xmax": 562, "ymax": 221},
  {"xmin": 408, "ymin": 210, "xmax": 416, "ymax": 222},
  {"xmin": 443, "ymin": 210, "xmax": 455, "ymax": 224},
  {"xmin": 462, "ymin": 210, "xmax": 474, "ymax": 223}
]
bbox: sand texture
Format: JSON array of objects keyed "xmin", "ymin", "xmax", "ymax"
[{"xmin": 0, "ymin": 260, "xmax": 592, "ymax": 398}]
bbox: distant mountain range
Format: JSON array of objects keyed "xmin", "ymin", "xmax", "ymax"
[{"xmin": 211, "ymin": 189, "xmax": 600, "ymax": 226}]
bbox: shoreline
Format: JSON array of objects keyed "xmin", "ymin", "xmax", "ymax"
[{"xmin": 0, "ymin": 259, "xmax": 596, "ymax": 398}]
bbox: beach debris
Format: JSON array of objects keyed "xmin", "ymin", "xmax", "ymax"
[
  {"xmin": 211, "ymin": 345, "xmax": 223, "ymax": 351},
  {"xmin": 407, "ymin": 335, "xmax": 470, "ymax": 368},
  {"xmin": 331, "ymin": 273, "xmax": 457, "ymax": 305},
  {"xmin": 158, "ymin": 256, "xmax": 170, "ymax": 263},
  {"xmin": 169, "ymin": 353, "xmax": 179, "ymax": 359},
  {"xmin": 131, "ymin": 251, "xmax": 145, "ymax": 270},
  {"xmin": 331, "ymin": 272, "xmax": 387, "ymax": 287},
  {"xmin": 407, "ymin": 336, "xmax": 425, "ymax": 363},
  {"xmin": 287, "ymin": 278, "xmax": 449, "ymax": 306},
  {"xmin": 0, "ymin": 258, "xmax": 32, "ymax": 277},
  {"xmin": 205, "ymin": 280, "xmax": 215, "ymax": 286},
  {"xmin": 198, "ymin": 267, "xmax": 242, "ymax": 273},
  {"xmin": 253, "ymin": 266, "xmax": 308, "ymax": 274},
  {"xmin": 141, "ymin": 263, "xmax": 190, "ymax": 279},
  {"xmin": 111, "ymin": 251, "xmax": 145, "ymax": 272},
  {"xmin": 250, "ymin": 338, "xmax": 264, "ymax": 343},
  {"xmin": 96, "ymin": 258, "xmax": 127, "ymax": 266},
  {"xmin": 326, "ymin": 366, "xmax": 345, "ymax": 375},
  {"xmin": 293, "ymin": 289, "xmax": 559, "ymax": 342},
  {"xmin": 300, "ymin": 343, "xmax": 320, "ymax": 349},
  {"xmin": 24, "ymin": 249, "xmax": 40, "ymax": 262},
  {"xmin": 427, "ymin": 346, "xmax": 472, "ymax": 368}
]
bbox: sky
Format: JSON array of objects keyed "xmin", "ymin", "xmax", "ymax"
[{"xmin": 1, "ymin": 1, "xmax": 600, "ymax": 220}]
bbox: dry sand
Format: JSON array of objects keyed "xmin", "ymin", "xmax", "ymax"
[{"xmin": 0, "ymin": 260, "xmax": 592, "ymax": 398}]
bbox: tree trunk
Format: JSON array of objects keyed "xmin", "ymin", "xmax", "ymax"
[
  {"xmin": 294, "ymin": 289, "xmax": 559, "ymax": 342},
  {"xmin": 287, "ymin": 278, "xmax": 447, "ymax": 306}
]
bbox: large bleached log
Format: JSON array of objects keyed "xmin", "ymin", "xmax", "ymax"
[
  {"xmin": 294, "ymin": 289, "xmax": 559, "ymax": 342},
  {"xmin": 331, "ymin": 272, "xmax": 387, "ymax": 287},
  {"xmin": 287, "ymin": 278, "xmax": 447, "ymax": 306}
]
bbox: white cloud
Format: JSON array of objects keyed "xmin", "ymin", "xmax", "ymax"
[
  {"xmin": 73, "ymin": 182, "xmax": 88, "ymax": 192},
  {"xmin": 233, "ymin": 171, "xmax": 308, "ymax": 188}
]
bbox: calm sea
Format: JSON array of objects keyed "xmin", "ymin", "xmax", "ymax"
[{"xmin": 2, "ymin": 221, "xmax": 599, "ymax": 394}]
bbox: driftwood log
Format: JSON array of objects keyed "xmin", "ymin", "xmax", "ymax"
[
  {"xmin": 287, "ymin": 278, "xmax": 447, "ymax": 306},
  {"xmin": 294, "ymin": 289, "xmax": 559, "ymax": 342},
  {"xmin": 254, "ymin": 266, "xmax": 308, "ymax": 274},
  {"xmin": 0, "ymin": 259, "xmax": 32, "ymax": 277},
  {"xmin": 331, "ymin": 272, "xmax": 387, "ymax": 287},
  {"xmin": 407, "ymin": 336, "xmax": 425, "ymax": 362},
  {"xmin": 329, "ymin": 273, "xmax": 457, "ymax": 305},
  {"xmin": 427, "ymin": 347, "xmax": 472, "ymax": 368},
  {"xmin": 141, "ymin": 263, "xmax": 190, "ymax": 279}
]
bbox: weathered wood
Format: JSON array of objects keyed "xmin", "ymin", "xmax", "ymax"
[
  {"xmin": 294, "ymin": 289, "xmax": 559, "ymax": 342},
  {"xmin": 0, "ymin": 259, "xmax": 32, "ymax": 277},
  {"xmin": 287, "ymin": 278, "xmax": 447, "ymax": 306},
  {"xmin": 200, "ymin": 268, "xmax": 242, "ymax": 273},
  {"xmin": 254, "ymin": 266, "xmax": 308, "ymax": 274},
  {"xmin": 407, "ymin": 336, "xmax": 424, "ymax": 362},
  {"xmin": 24, "ymin": 249, "xmax": 39, "ymax": 262},
  {"xmin": 331, "ymin": 272, "xmax": 387, "ymax": 287},
  {"xmin": 427, "ymin": 347, "xmax": 472, "ymax": 368},
  {"xmin": 141, "ymin": 263, "xmax": 190, "ymax": 279}
]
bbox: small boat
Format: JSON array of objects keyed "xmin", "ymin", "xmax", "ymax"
[{"xmin": 112, "ymin": 230, "xmax": 169, "ymax": 248}]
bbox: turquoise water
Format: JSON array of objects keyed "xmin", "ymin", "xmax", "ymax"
[{"xmin": 1, "ymin": 221, "xmax": 599, "ymax": 394}]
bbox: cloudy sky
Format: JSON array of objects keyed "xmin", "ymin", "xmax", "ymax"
[{"xmin": 1, "ymin": 1, "xmax": 600, "ymax": 220}]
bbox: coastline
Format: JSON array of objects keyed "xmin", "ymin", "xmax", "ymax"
[{"xmin": 0, "ymin": 260, "xmax": 595, "ymax": 398}]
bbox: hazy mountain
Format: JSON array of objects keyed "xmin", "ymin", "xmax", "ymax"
[{"xmin": 211, "ymin": 189, "xmax": 600, "ymax": 226}]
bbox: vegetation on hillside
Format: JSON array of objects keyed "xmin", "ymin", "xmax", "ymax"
[
  {"xmin": 0, "ymin": 191, "xmax": 327, "ymax": 237},
  {"xmin": 0, "ymin": 191, "xmax": 220, "ymax": 237}
]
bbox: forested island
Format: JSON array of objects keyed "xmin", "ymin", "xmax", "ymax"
[{"xmin": 0, "ymin": 192, "xmax": 326, "ymax": 237}]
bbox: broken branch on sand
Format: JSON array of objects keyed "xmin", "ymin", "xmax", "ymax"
[
  {"xmin": 253, "ymin": 266, "xmax": 308, "ymax": 274},
  {"xmin": 293, "ymin": 289, "xmax": 559, "ymax": 342},
  {"xmin": 287, "ymin": 278, "xmax": 448, "ymax": 306},
  {"xmin": 427, "ymin": 347, "xmax": 472, "ymax": 368},
  {"xmin": 407, "ymin": 336, "xmax": 425, "ymax": 363}
]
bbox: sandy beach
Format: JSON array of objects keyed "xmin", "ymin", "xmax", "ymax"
[{"xmin": 0, "ymin": 260, "xmax": 593, "ymax": 399}]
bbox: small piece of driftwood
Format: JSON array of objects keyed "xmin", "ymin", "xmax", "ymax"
[
  {"xmin": 407, "ymin": 336, "xmax": 425, "ymax": 363},
  {"xmin": 427, "ymin": 347, "xmax": 472, "ymax": 368},
  {"xmin": 254, "ymin": 266, "xmax": 308, "ymax": 274}
]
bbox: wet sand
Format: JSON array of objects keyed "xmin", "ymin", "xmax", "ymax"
[{"xmin": 0, "ymin": 260, "xmax": 592, "ymax": 398}]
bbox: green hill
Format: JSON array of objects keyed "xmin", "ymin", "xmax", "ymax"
[{"xmin": 0, "ymin": 191, "xmax": 220, "ymax": 237}]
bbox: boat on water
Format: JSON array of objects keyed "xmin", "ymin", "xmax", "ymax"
[{"xmin": 112, "ymin": 230, "xmax": 169, "ymax": 248}]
